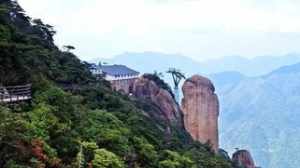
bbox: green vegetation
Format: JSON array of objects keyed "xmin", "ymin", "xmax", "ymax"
[
  {"xmin": 0, "ymin": 1, "xmax": 234, "ymax": 167},
  {"xmin": 143, "ymin": 73, "xmax": 174, "ymax": 98},
  {"xmin": 92, "ymin": 149, "xmax": 124, "ymax": 168}
]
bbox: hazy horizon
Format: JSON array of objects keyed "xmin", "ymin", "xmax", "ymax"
[
  {"xmin": 95, "ymin": 51, "xmax": 300, "ymax": 64},
  {"xmin": 18, "ymin": 0, "xmax": 300, "ymax": 62}
]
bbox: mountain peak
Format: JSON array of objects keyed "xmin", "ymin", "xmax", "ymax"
[{"xmin": 268, "ymin": 62, "xmax": 300, "ymax": 75}]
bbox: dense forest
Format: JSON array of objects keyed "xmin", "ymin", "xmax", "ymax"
[{"xmin": 0, "ymin": 0, "xmax": 235, "ymax": 167}]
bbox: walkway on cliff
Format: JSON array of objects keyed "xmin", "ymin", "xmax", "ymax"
[{"xmin": 0, "ymin": 84, "xmax": 32, "ymax": 104}]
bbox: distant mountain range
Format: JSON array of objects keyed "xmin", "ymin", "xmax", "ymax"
[
  {"xmin": 93, "ymin": 52, "xmax": 300, "ymax": 77},
  {"xmin": 203, "ymin": 54, "xmax": 300, "ymax": 76},
  {"xmin": 94, "ymin": 52, "xmax": 201, "ymax": 78},
  {"xmin": 211, "ymin": 63, "xmax": 300, "ymax": 168}
]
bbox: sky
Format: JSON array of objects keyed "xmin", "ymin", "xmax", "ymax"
[{"xmin": 18, "ymin": 0, "xmax": 300, "ymax": 62}]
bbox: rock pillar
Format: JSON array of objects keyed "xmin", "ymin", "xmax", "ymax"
[{"xmin": 181, "ymin": 75, "xmax": 219, "ymax": 152}]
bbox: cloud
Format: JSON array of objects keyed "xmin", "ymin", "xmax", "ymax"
[
  {"xmin": 17, "ymin": 0, "xmax": 300, "ymax": 60},
  {"xmin": 20, "ymin": 0, "xmax": 300, "ymax": 33}
]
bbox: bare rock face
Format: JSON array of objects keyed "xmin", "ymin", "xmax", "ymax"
[
  {"xmin": 181, "ymin": 75, "xmax": 219, "ymax": 152},
  {"xmin": 132, "ymin": 77, "xmax": 183, "ymax": 124},
  {"xmin": 232, "ymin": 150, "xmax": 256, "ymax": 168}
]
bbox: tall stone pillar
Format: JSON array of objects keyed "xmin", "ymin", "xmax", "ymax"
[{"xmin": 181, "ymin": 75, "xmax": 219, "ymax": 152}]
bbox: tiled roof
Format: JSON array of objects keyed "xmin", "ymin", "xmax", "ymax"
[{"xmin": 101, "ymin": 65, "xmax": 139, "ymax": 76}]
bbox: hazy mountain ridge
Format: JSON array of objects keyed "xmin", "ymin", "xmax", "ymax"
[
  {"xmin": 205, "ymin": 54, "xmax": 300, "ymax": 76},
  {"xmin": 95, "ymin": 52, "xmax": 202, "ymax": 77},
  {"xmin": 94, "ymin": 52, "xmax": 300, "ymax": 77},
  {"xmin": 209, "ymin": 71, "xmax": 246, "ymax": 95},
  {"xmin": 211, "ymin": 63, "xmax": 300, "ymax": 168}
]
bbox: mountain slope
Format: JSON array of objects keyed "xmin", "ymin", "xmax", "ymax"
[
  {"xmin": 0, "ymin": 1, "xmax": 233, "ymax": 168},
  {"xmin": 209, "ymin": 71, "xmax": 245, "ymax": 95},
  {"xmin": 211, "ymin": 63, "xmax": 300, "ymax": 168}
]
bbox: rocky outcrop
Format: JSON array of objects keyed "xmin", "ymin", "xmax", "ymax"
[
  {"xmin": 132, "ymin": 76, "xmax": 183, "ymax": 125},
  {"xmin": 232, "ymin": 150, "xmax": 256, "ymax": 168},
  {"xmin": 181, "ymin": 75, "xmax": 219, "ymax": 152}
]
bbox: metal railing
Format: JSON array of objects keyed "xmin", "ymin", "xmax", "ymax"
[{"xmin": 0, "ymin": 84, "xmax": 32, "ymax": 103}]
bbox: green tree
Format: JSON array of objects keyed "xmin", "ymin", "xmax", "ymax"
[
  {"xmin": 131, "ymin": 136, "xmax": 158, "ymax": 167},
  {"xmin": 159, "ymin": 150, "xmax": 196, "ymax": 168},
  {"xmin": 79, "ymin": 110, "xmax": 130, "ymax": 155},
  {"xmin": 81, "ymin": 141, "xmax": 99, "ymax": 165},
  {"xmin": 32, "ymin": 18, "xmax": 56, "ymax": 43},
  {"xmin": 0, "ymin": 25, "xmax": 11, "ymax": 41},
  {"xmin": 166, "ymin": 68, "xmax": 185, "ymax": 102},
  {"xmin": 26, "ymin": 103, "xmax": 68, "ymax": 141},
  {"xmin": 75, "ymin": 142, "xmax": 85, "ymax": 168},
  {"xmin": 92, "ymin": 149, "xmax": 124, "ymax": 168},
  {"xmin": 63, "ymin": 45, "xmax": 75, "ymax": 52}
]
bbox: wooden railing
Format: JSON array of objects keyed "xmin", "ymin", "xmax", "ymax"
[{"xmin": 0, "ymin": 84, "xmax": 32, "ymax": 104}]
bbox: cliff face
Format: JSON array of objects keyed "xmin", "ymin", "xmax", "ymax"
[
  {"xmin": 133, "ymin": 76, "xmax": 183, "ymax": 125},
  {"xmin": 181, "ymin": 75, "xmax": 219, "ymax": 152},
  {"xmin": 232, "ymin": 150, "xmax": 256, "ymax": 168}
]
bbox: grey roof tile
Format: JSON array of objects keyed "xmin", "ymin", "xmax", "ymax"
[{"xmin": 101, "ymin": 65, "xmax": 139, "ymax": 76}]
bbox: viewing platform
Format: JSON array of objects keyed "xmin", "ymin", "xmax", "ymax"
[{"xmin": 0, "ymin": 84, "xmax": 32, "ymax": 104}]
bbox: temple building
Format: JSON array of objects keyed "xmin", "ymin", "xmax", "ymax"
[{"xmin": 91, "ymin": 64, "xmax": 140, "ymax": 94}]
